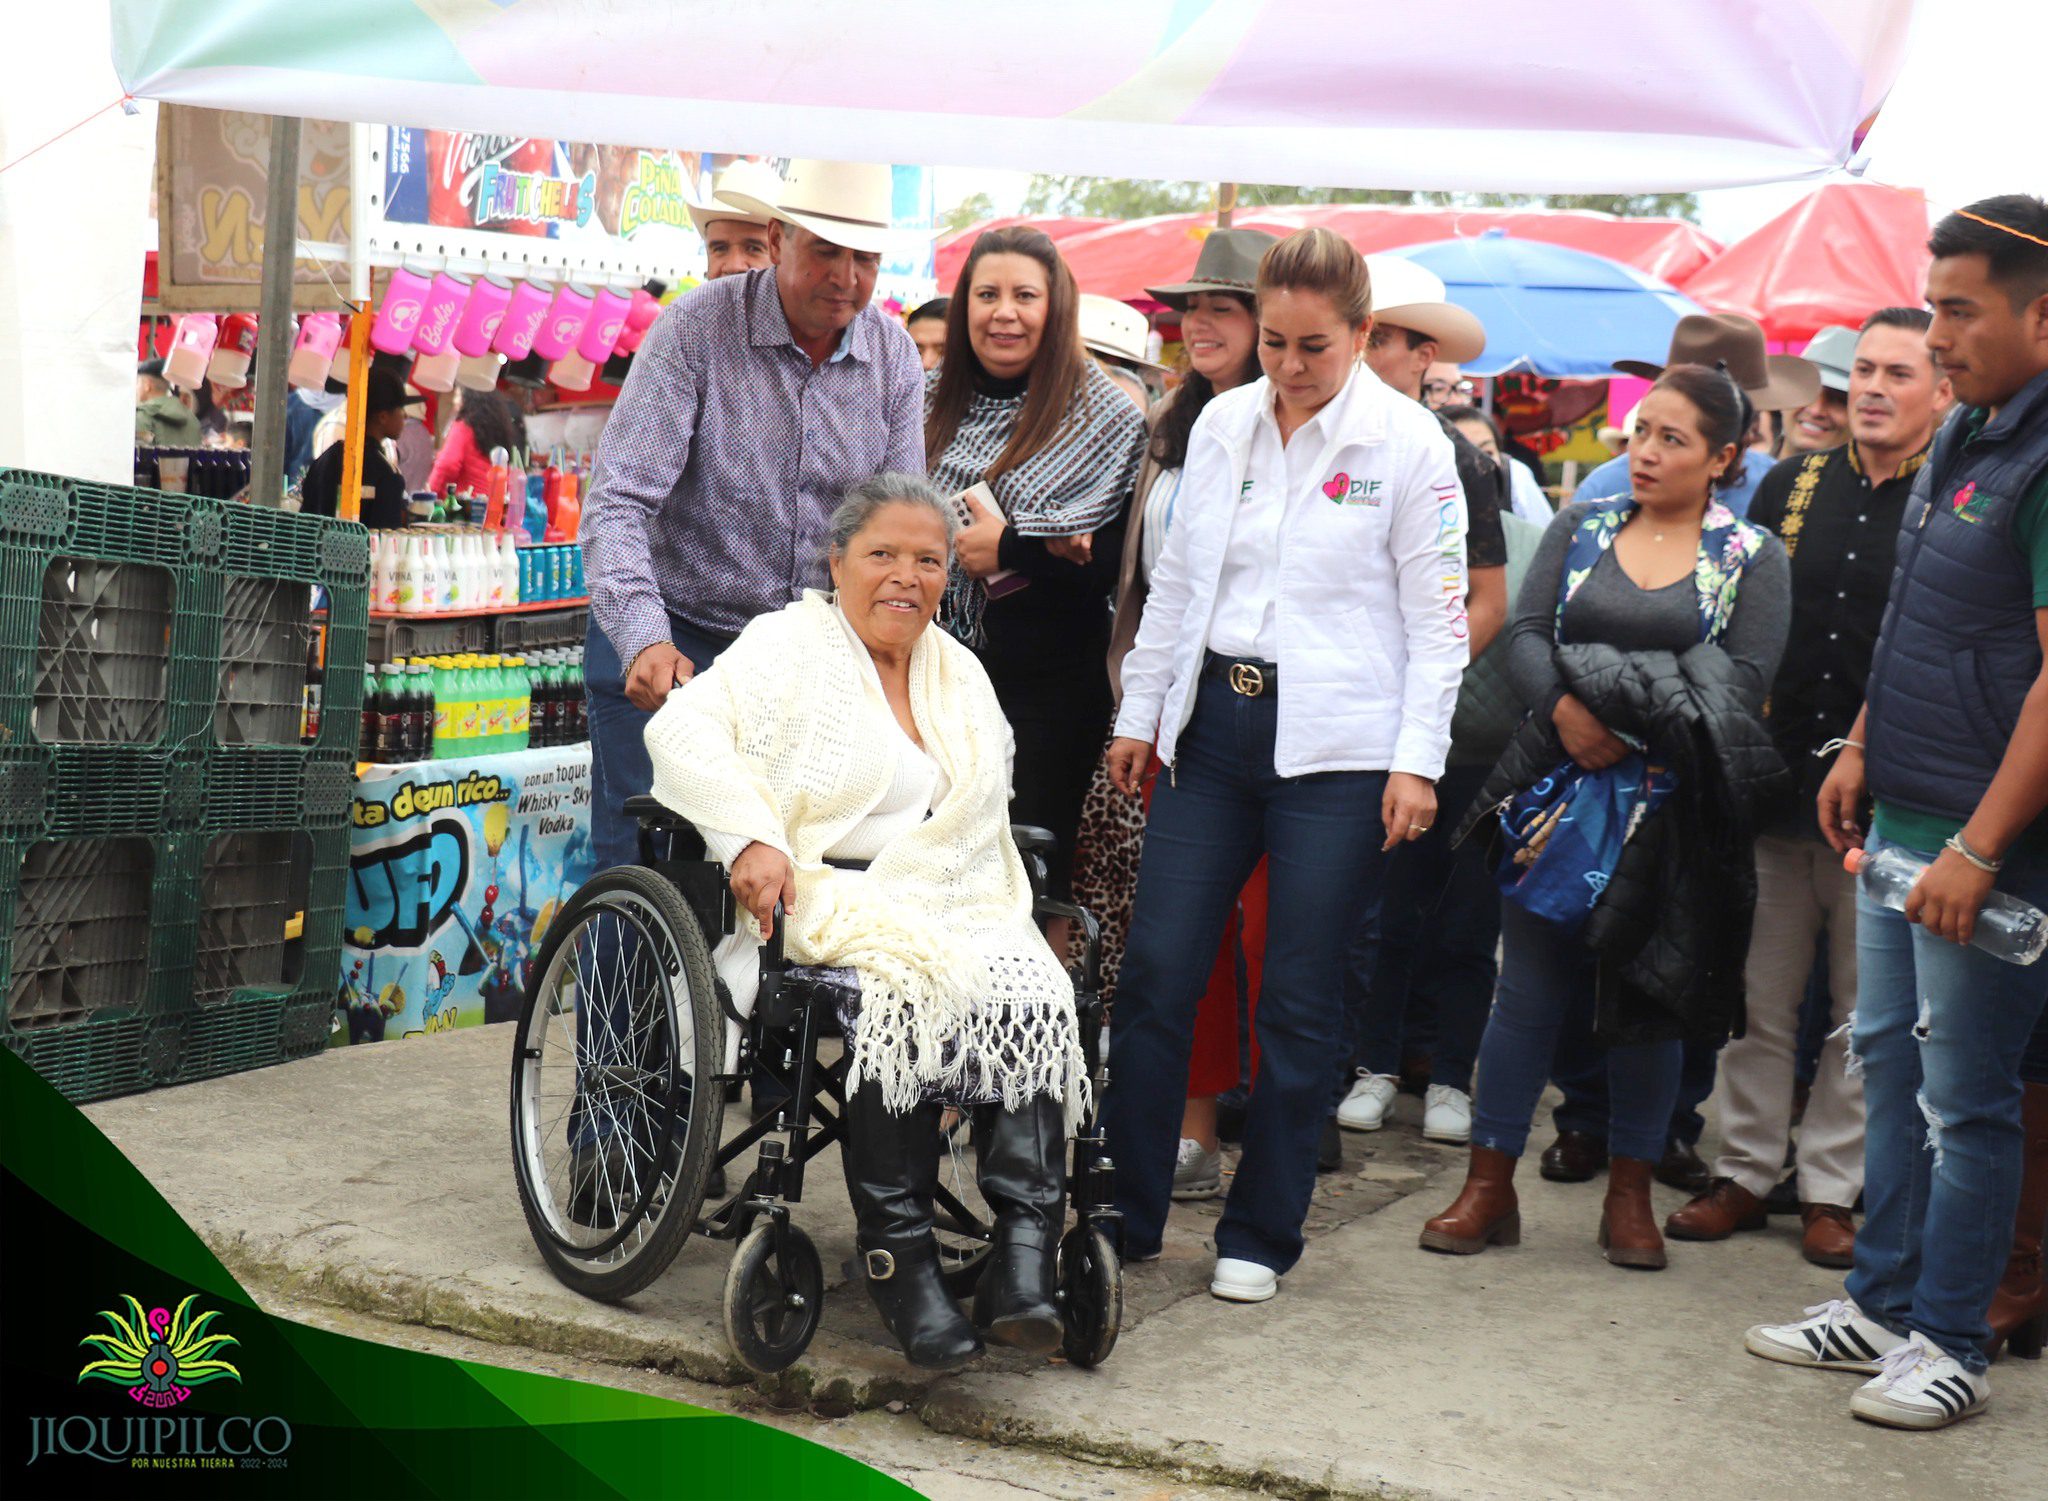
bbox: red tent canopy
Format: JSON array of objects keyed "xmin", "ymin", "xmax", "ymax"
[
  {"xmin": 934, "ymin": 216, "xmax": 1115, "ymax": 289},
  {"xmin": 1676, "ymin": 185, "xmax": 1933, "ymax": 343},
  {"xmin": 935, "ymin": 204, "xmax": 1722, "ymax": 302}
]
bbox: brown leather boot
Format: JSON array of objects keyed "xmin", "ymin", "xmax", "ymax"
[
  {"xmin": 1665, "ymin": 1178, "xmax": 1767, "ymax": 1241},
  {"xmin": 1598, "ymin": 1156, "xmax": 1667, "ymax": 1270},
  {"xmin": 1419, "ymin": 1146, "xmax": 1520, "ymax": 1255},
  {"xmin": 1985, "ymin": 1082, "xmax": 2048, "ymax": 1361}
]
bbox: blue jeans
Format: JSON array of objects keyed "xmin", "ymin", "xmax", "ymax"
[
  {"xmin": 585, "ymin": 614, "xmax": 734, "ymax": 874},
  {"xmin": 1346, "ymin": 761, "xmax": 1498, "ymax": 1098},
  {"xmin": 1550, "ymin": 1008, "xmax": 1719, "ymax": 1147},
  {"xmin": 1104, "ymin": 678, "xmax": 1389, "ymax": 1272},
  {"xmin": 1844, "ymin": 833, "xmax": 2048, "ymax": 1372},
  {"xmin": 1473, "ymin": 902, "xmax": 1682, "ymax": 1162}
]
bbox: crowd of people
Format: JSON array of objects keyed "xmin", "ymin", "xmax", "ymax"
[{"xmin": 575, "ymin": 165, "xmax": 2048, "ymax": 1431}]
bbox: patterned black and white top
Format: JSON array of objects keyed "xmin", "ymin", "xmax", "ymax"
[{"xmin": 928, "ymin": 361, "xmax": 1146, "ymax": 647}]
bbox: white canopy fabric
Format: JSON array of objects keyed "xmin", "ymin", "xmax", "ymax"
[
  {"xmin": 1, "ymin": 11, "xmax": 153, "ymax": 485},
  {"xmin": 110, "ymin": 0, "xmax": 1915, "ymax": 193}
]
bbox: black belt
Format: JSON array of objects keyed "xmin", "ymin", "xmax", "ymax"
[{"xmin": 1204, "ymin": 653, "xmax": 1278, "ymax": 698}]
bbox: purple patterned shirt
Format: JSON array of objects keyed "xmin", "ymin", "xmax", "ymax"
[{"xmin": 582, "ymin": 267, "xmax": 925, "ymax": 664}]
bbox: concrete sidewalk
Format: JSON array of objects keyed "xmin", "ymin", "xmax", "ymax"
[{"xmin": 89, "ymin": 1025, "xmax": 2047, "ymax": 1499}]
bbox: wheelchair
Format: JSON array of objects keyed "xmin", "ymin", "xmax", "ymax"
[{"xmin": 509, "ymin": 795, "xmax": 1123, "ymax": 1375}]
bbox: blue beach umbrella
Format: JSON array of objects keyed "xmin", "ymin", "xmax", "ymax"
[{"xmin": 1387, "ymin": 229, "xmax": 1703, "ymax": 377}]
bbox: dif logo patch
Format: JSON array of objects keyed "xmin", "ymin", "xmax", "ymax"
[{"xmin": 1322, "ymin": 471, "xmax": 1383, "ymax": 506}]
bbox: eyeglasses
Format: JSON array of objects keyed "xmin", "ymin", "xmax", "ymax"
[{"xmin": 1422, "ymin": 378, "xmax": 1476, "ymax": 401}]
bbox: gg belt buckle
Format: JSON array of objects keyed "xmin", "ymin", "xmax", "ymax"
[{"xmin": 1227, "ymin": 661, "xmax": 1266, "ymax": 698}]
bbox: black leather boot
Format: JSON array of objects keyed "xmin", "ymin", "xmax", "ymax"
[
  {"xmin": 843, "ymin": 1081, "xmax": 983, "ymax": 1371},
  {"xmin": 969, "ymin": 1094, "xmax": 1067, "ymax": 1355}
]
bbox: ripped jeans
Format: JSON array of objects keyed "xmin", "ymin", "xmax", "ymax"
[{"xmin": 1845, "ymin": 834, "xmax": 2048, "ymax": 1372}]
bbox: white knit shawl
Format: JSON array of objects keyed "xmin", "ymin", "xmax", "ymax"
[{"xmin": 643, "ymin": 592, "xmax": 1084, "ymax": 1122}]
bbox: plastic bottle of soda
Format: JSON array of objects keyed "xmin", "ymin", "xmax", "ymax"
[
  {"xmin": 409, "ymin": 660, "xmax": 436, "ymax": 760},
  {"xmin": 499, "ymin": 653, "xmax": 521, "ymax": 753},
  {"xmin": 569, "ymin": 648, "xmax": 588, "ymax": 742},
  {"xmin": 540, "ymin": 651, "xmax": 564, "ymax": 747},
  {"xmin": 1845, "ymin": 847, "xmax": 2048, "ymax": 965},
  {"xmin": 358, "ymin": 664, "xmax": 380, "ymax": 762},
  {"xmin": 451, "ymin": 654, "xmax": 481, "ymax": 752},
  {"xmin": 374, "ymin": 663, "xmax": 406, "ymax": 762}
]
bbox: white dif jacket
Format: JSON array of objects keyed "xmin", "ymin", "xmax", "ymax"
[{"xmin": 1113, "ymin": 366, "xmax": 1469, "ymax": 780}]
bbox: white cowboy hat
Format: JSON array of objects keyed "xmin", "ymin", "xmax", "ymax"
[
  {"xmin": 687, "ymin": 159, "xmax": 783, "ymax": 237},
  {"xmin": 718, "ymin": 158, "xmax": 894, "ymax": 255},
  {"xmin": 1362, "ymin": 255, "xmax": 1488, "ymax": 365},
  {"xmin": 1079, "ymin": 294, "xmax": 1164, "ymax": 373}
]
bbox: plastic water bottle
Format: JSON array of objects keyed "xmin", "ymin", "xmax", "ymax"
[
  {"xmin": 506, "ymin": 655, "xmax": 531, "ymax": 750},
  {"xmin": 1846, "ymin": 847, "xmax": 2048, "ymax": 965}
]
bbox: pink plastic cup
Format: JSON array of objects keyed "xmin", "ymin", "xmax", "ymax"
[
  {"xmin": 576, "ymin": 286, "xmax": 634, "ymax": 363},
  {"xmin": 529, "ymin": 282, "xmax": 594, "ymax": 360},
  {"xmin": 288, "ymin": 313, "xmax": 343, "ymax": 390},
  {"xmin": 163, "ymin": 315, "xmax": 217, "ymax": 392},
  {"xmin": 613, "ymin": 289, "xmax": 664, "ymax": 355},
  {"xmin": 492, "ymin": 279, "xmax": 553, "ymax": 359},
  {"xmin": 452, "ymin": 274, "xmax": 514, "ymax": 358},
  {"xmin": 411, "ymin": 272, "xmax": 472, "ymax": 356},
  {"xmin": 371, "ymin": 266, "xmax": 433, "ymax": 354}
]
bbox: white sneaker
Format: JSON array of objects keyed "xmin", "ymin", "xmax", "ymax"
[
  {"xmin": 1171, "ymin": 1137, "xmax": 1222, "ymax": 1200},
  {"xmin": 1336, "ymin": 1073, "xmax": 1400, "ymax": 1131},
  {"xmin": 1209, "ymin": 1257, "xmax": 1278, "ymax": 1303},
  {"xmin": 1850, "ymin": 1333, "xmax": 1989, "ymax": 1430},
  {"xmin": 1744, "ymin": 1298, "xmax": 1904, "ymax": 1373},
  {"xmin": 1421, "ymin": 1085, "xmax": 1472, "ymax": 1143}
]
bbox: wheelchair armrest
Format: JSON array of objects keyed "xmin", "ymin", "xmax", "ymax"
[{"xmin": 1010, "ymin": 823, "xmax": 1057, "ymax": 861}]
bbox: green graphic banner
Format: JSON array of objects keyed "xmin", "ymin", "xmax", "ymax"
[{"xmin": 0, "ymin": 1049, "xmax": 911, "ymax": 1498}]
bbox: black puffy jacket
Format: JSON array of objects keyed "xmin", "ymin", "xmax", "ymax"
[{"xmin": 1455, "ymin": 642, "xmax": 1790, "ymax": 1047}]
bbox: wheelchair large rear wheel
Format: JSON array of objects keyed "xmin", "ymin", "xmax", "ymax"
[{"xmin": 510, "ymin": 865, "xmax": 725, "ymax": 1302}]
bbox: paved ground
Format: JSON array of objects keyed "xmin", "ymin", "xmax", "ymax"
[{"xmin": 89, "ymin": 1024, "xmax": 2048, "ymax": 1499}]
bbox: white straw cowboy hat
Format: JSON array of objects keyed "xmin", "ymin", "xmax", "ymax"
[
  {"xmin": 1079, "ymin": 294, "xmax": 1164, "ymax": 373},
  {"xmin": 1613, "ymin": 312, "xmax": 1821, "ymax": 412},
  {"xmin": 687, "ymin": 159, "xmax": 783, "ymax": 236},
  {"xmin": 1362, "ymin": 255, "xmax": 1488, "ymax": 365},
  {"xmin": 718, "ymin": 158, "xmax": 894, "ymax": 255}
]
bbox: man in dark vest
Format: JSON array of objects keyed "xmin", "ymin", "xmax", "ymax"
[{"xmin": 1746, "ymin": 194, "xmax": 2048, "ymax": 1432}]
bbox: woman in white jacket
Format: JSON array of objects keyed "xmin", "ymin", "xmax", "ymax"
[{"xmin": 1103, "ymin": 229, "xmax": 1469, "ymax": 1301}]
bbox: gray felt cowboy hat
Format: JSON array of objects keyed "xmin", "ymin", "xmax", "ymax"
[{"xmin": 1145, "ymin": 227, "xmax": 1281, "ymax": 309}]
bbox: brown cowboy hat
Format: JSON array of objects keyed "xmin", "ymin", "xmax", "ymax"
[
  {"xmin": 1145, "ymin": 227, "xmax": 1280, "ymax": 310},
  {"xmin": 1613, "ymin": 313, "xmax": 1820, "ymax": 412}
]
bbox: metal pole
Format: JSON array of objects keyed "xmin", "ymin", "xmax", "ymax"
[{"xmin": 249, "ymin": 114, "xmax": 302, "ymax": 509}]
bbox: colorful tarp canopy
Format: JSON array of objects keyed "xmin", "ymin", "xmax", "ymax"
[
  {"xmin": 937, "ymin": 205, "xmax": 1723, "ymax": 303},
  {"xmin": 110, "ymin": 0, "xmax": 1916, "ymax": 193},
  {"xmin": 1675, "ymin": 184, "xmax": 1934, "ymax": 343},
  {"xmin": 1389, "ymin": 232, "xmax": 1703, "ymax": 378}
]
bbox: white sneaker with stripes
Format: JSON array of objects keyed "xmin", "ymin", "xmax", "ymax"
[
  {"xmin": 1850, "ymin": 1333, "xmax": 1989, "ymax": 1430},
  {"xmin": 1744, "ymin": 1298, "xmax": 1904, "ymax": 1373}
]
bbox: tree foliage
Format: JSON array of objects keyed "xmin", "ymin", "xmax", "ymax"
[
  {"xmin": 1013, "ymin": 175, "xmax": 1698, "ymax": 223},
  {"xmin": 938, "ymin": 191, "xmax": 997, "ymax": 234}
]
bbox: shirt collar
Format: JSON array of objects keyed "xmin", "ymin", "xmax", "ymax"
[
  {"xmin": 746, "ymin": 267, "xmax": 871, "ymax": 364},
  {"xmin": 1846, "ymin": 437, "xmax": 1932, "ymax": 482}
]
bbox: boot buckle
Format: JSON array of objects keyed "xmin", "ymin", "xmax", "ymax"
[{"xmin": 864, "ymin": 1248, "xmax": 896, "ymax": 1282}]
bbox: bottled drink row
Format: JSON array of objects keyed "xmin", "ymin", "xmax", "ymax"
[
  {"xmin": 368, "ymin": 527, "xmax": 585, "ymax": 614},
  {"xmin": 358, "ymin": 650, "xmax": 588, "ymax": 764}
]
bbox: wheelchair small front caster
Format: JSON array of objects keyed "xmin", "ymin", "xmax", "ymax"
[
  {"xmin": 1057, "ymin": 1223, "xmax": 1122, "ymax": 1368},
  {"xmin": 722, "ymin": 1222, "xmax": 824, "ymax": 1375}
]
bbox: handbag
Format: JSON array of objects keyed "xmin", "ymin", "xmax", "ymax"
[{"xmin": 1495, "ymin": 752, "xmax": 1674, "ymax": 935}]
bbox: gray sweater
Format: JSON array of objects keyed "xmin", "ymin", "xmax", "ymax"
[{"xmin": 1506, "ymin": 501, "xmax": 1791, "ymax": 719}]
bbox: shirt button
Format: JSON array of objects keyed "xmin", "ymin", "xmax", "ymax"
[
  {"xmin": 1837, "ymin": 590, "xmax": 1847, "ymax": 599},
  {"xmin": 1829, "ymin": 632, "xmax": 1839, "ymax": 640},
  {"xmin": 1857, "ymin": 515, "xmax": 1867, "ymax": 523},
  {"xmin": 1845, "ymin": 551, "xmax": 1857, "ymax": 560}
]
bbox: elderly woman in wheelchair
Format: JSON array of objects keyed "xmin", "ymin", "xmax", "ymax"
[{"xmin": 510, "ymin": 474, "xmax": 1112, "ymax": 1375}]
